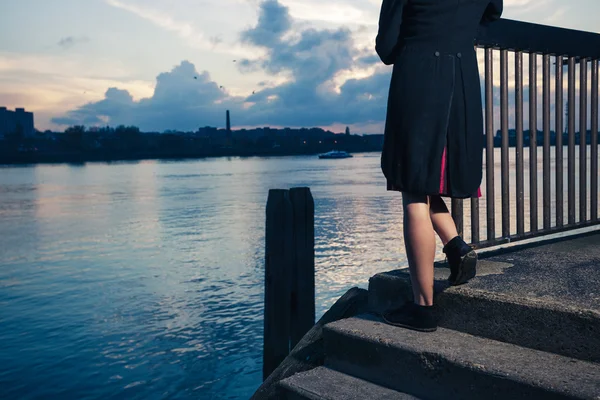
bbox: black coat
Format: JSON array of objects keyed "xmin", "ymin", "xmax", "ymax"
[{"xmin": 376, "ymin": 0, "xmax": 502, "ymax": 198}]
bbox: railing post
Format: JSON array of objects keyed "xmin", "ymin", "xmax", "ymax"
[
  {"xmin": 263, "ymin": 187, "xmax": 315, "ymax": 381},
  {"xmin": 580, "ymin": 58, "xmax": 588, "ymax": 222},
  {"xmin": 515, "ymin": 51, "xmax": 525, "ymax": 235},
  {"xmin": 485, "ymin": 47, "xmax": 495, "ymax": 241},
  {"xmin": 451, "ymin": 199, "xmax": 464, "ymax": 238},
  {"xmin": 568, "ymin": 56, "xmax": 576, "ymax": 225},
  {"xmin": 591, "ymin": 59, "xmax": 599, "ymax": 222},
  {"xmin": 263, "ymin": 189, "xmax": 294, "ymax": 381},
  {"xmin": 529, "ymin": 52, "xmax": 539, "ymax": 232},
  {"xmin": 500, "ymin": 49, "xmax": 510, "ymax": 238},
  {"xmin": 289, "ymin": 187, "xmax": 315, "ymax": 350},
  {"xmin": 555, "ymin": 56, "xmax": 564, "ymax": 228},
  {"xmin": 543, "ymin": 54, "xmax": 552, "ymax": 230}
]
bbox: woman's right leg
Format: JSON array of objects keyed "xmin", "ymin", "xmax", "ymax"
[{"xmin": 429, "ymin": 195, "xmax": 458, "ymax": 245}]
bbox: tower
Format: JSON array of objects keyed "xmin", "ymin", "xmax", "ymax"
[
  {"xmin": 226, "ymin": 110, "xmax": 231, "ymax": 133},
  {"xmin": 225, "ymin": 110, "xmax": 232, "ymax": 147}
]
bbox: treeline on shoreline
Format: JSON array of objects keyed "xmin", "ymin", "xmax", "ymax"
[
  {"xmin": 1, "ymin": 124, "xmax": 597, "ymax": 165},
  {"xmin": 0, "ymin": 124, "xmax": 384, "ymax": 165}
]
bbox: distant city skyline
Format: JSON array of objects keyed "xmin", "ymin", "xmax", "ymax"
[
  {"xmin": 0, "ymin": 107, "xmax": 35, "ymax": 139},
  {"xmin": 1, "ymin": 0, "xmax": 600, "ymax": 133}
]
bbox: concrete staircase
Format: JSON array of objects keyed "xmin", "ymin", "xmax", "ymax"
[{"xmin": 276, "ymin": 259, "xmax": 600, "ymax": 399}]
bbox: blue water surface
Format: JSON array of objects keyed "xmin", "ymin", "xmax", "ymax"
[
  {"xmin": 0, "ymin": 154, "xmax": 411, "ymax": 399},
  {"xmin": 0, "ymin": 148, "xmax": 557, "ymax": 399}
]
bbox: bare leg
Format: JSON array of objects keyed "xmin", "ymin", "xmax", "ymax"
[
  {"xmin": 402, "ymin": 193, "xmax": 436, "ymax": 306},
  {"xmin": 429, "ymin": 195, "xmax": 459, "ymax": 245}
]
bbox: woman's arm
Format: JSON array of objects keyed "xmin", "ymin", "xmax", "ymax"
[
  {"xmin": 375, "ymin": 0, "xmax": 406, "ymax": 65},
  {"xmin": 480, "ymin": 0, "xmax": 503, "ymax": 27}
]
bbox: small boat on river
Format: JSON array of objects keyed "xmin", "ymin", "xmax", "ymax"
[{"xmin": 318, "ymin": 150, "xmax": 353, "ymax": 159}]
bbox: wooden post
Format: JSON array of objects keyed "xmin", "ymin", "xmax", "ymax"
[
  {"xmin": 289, "ymin": 187, "xmax": 315, "ymax": 349},
  {"xmin": 252, "ymin": 288, "xmax": 368, "ymax": 400},
  {"xmin": 263, "ymin": 189, "xmax": 294, "ymax": 381}
]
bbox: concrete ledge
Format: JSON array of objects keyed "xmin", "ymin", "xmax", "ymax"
[
  {"xmin": 323, "ymin": 315, "xmax": 600, "ymax": 400},
  {"xmin": 368, "ymin": 265, "xmax": 600, "ymax": 363},
  {"xmin": 279, "ymin": 367, "xmax": 420, "ymax": 400}
]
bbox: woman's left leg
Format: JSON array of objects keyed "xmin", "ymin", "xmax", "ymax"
[
  {"xmin": 402, "ymin": 192, "xmax": 436, "ymax": 306},
  {"xmin": 382, "ymin": 191, "xmax": 438, "ymax": 332}
]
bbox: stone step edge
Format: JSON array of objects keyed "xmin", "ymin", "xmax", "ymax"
[
  {"xmin": 278, "ymin": 366, "xmax": 421, "ymax": 400},
  {"xmin": 323, "ymin": 315, "xmax": 600, "ymax": 400},
  {"xmin": 367, "ymin": 270, "xmax": 600, "ymax": 363}
]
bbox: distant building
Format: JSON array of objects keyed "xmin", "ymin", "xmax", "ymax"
[
  {"xmin": 0, "ymin": 107, "xmax": 35, "ymax": 139},
  {"xmin": 225, "ymin": 110, "xmax": 232, "ymax": 147}
]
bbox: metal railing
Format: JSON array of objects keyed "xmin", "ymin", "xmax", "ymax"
[{"xmin": 455, "ymin": 19, "xmax": 600, "ymax": 248}]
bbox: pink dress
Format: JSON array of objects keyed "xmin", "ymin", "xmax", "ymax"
[{"xmin": 439, "ymin": 147, "xmax": 482, "ymax": 198}]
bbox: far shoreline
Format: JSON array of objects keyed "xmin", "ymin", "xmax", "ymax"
[
  {"xmin": 0, "ymin": 142, "xmax": 594, "ymax": 167},
  {"xmin": 0, "ymin": 149, "xmax": 381, "ymax": 167}
]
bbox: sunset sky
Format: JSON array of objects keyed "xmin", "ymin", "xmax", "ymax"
[{"xmin": 1, "ymin": 0, "xmax": 598, "ymax": 133}]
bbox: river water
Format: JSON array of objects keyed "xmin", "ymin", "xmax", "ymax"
[{"xmin": 0, "ymin": 148, "xmax": 595, "ymax": 399}]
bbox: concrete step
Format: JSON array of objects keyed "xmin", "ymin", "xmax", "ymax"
[
  {"xmin": 368, "ymin": 261, "xmax": 600, "ymax": 363},
  {"xmin": 278, "ymin": 366, "xmax": 420, "ymax": 400},
  {"xmin": 323, "ymin": 315, "xmax": 600, "ymax": 400}
]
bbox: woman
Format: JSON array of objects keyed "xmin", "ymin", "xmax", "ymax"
[{"xmin": 376, "ymin": 0, "xmax": 503, "ymax": 332}]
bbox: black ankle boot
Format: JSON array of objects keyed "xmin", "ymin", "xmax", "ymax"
[
  {"xmin": 382, "ymin": 302, "xmax": 437, "ymax": 332},
  {"xmin": 443, "ymin": 236, "xmax": 477, "ymax": 286}
]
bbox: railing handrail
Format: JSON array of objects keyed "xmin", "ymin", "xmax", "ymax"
[
  {"xmin": 457, "ymin": 18, "xmax": 600, "ymax": 248},
  {"xmin": 477, "ymin": 18, "xmax": 600, "ymax": 58}
]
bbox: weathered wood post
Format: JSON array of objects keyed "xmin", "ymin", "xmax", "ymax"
[
  {"xmin": 263, "ymin": 187, "xmax": 315, "ymax": 381},
  {"xmin": 263, "ymin": 189, "xmax": 294, "ymax": 381},
  {"xmin": 289, "ymin": 187, "xmax": 315, "ymax": 349}
]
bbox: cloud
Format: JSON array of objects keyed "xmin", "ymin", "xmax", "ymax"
[
  {"xmin": 52, "ymin": 61, "xmax": 235, "ymax": 130},
  {"xmin": 52, "ymin": 0, "xmax": 391, "ymax": 132},
  {"xmin": 58, "ymin": 36, "xmax": 90, "ymax": 49},
  {"xmin": 241, "ymin": 0, "xmax": 292, "ymax": 48},
  {"xmin": 103, "ymin": 0, "xmax": 257, "ymax": 58},
  {"xmin": 105, "ymin": 0, "xmax": 213, "ymax": 50},
  {"xmin": 56, "ymin": 0, "xmax": 575, "ymax": 133}
]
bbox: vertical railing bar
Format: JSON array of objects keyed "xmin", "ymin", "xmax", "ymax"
[
  {"xmin": 451, "ymin": 199, "xmax": 464, "ymax": 238},
  {"xmin": 555, "ymin": 56, "xmax": 564, "ymax": 228},
  {"xmin": 485, "ymin": 48, "xmax": 495, "ymax": 240},
  {"xmin": 568, "ymin": 57, "xmax": 576, "ymax": 225},
  {"xmin": 591, "ymin": 59, "xmax": 599, "ymax": 222},
  {"xmin": 543, "ymin": 54, "xmax": 551, "ymax": 229},
  {"xmin": 580, "ymin": 58, "xmax": 588, "ymax": 223},
  {"xmin": 471, "ymin": 45, "xmax": 481, "ymax": 244},
  {"xmin": 515, "ymin": 51, "xmax": 525, "ymax": 235},
  {"xmin": 471, "ymin": 197, "xmax": 480, "ymax": 244},
  {"xmin": 530, "ymin": 53, "xmax": 538, "ymax": 232},
  {"xmin": 500, "ymin": 49, "xmax": 510, "ymax": 238}
]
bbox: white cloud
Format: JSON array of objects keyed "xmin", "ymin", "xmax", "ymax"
[
  {"xmin": 105, "ymin": 0, "xmax": 212, "ymax": 49},
  {"xmin": 52, "ymin": 8, "xmax": 391, "ymax": 132},
  {"xmin": 104, "ymin": 0, "xmax": 258, "ymax": 58},
  {"xmin": 282, "ymin": 1, "xmax": 368, "ymax": 25}
]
